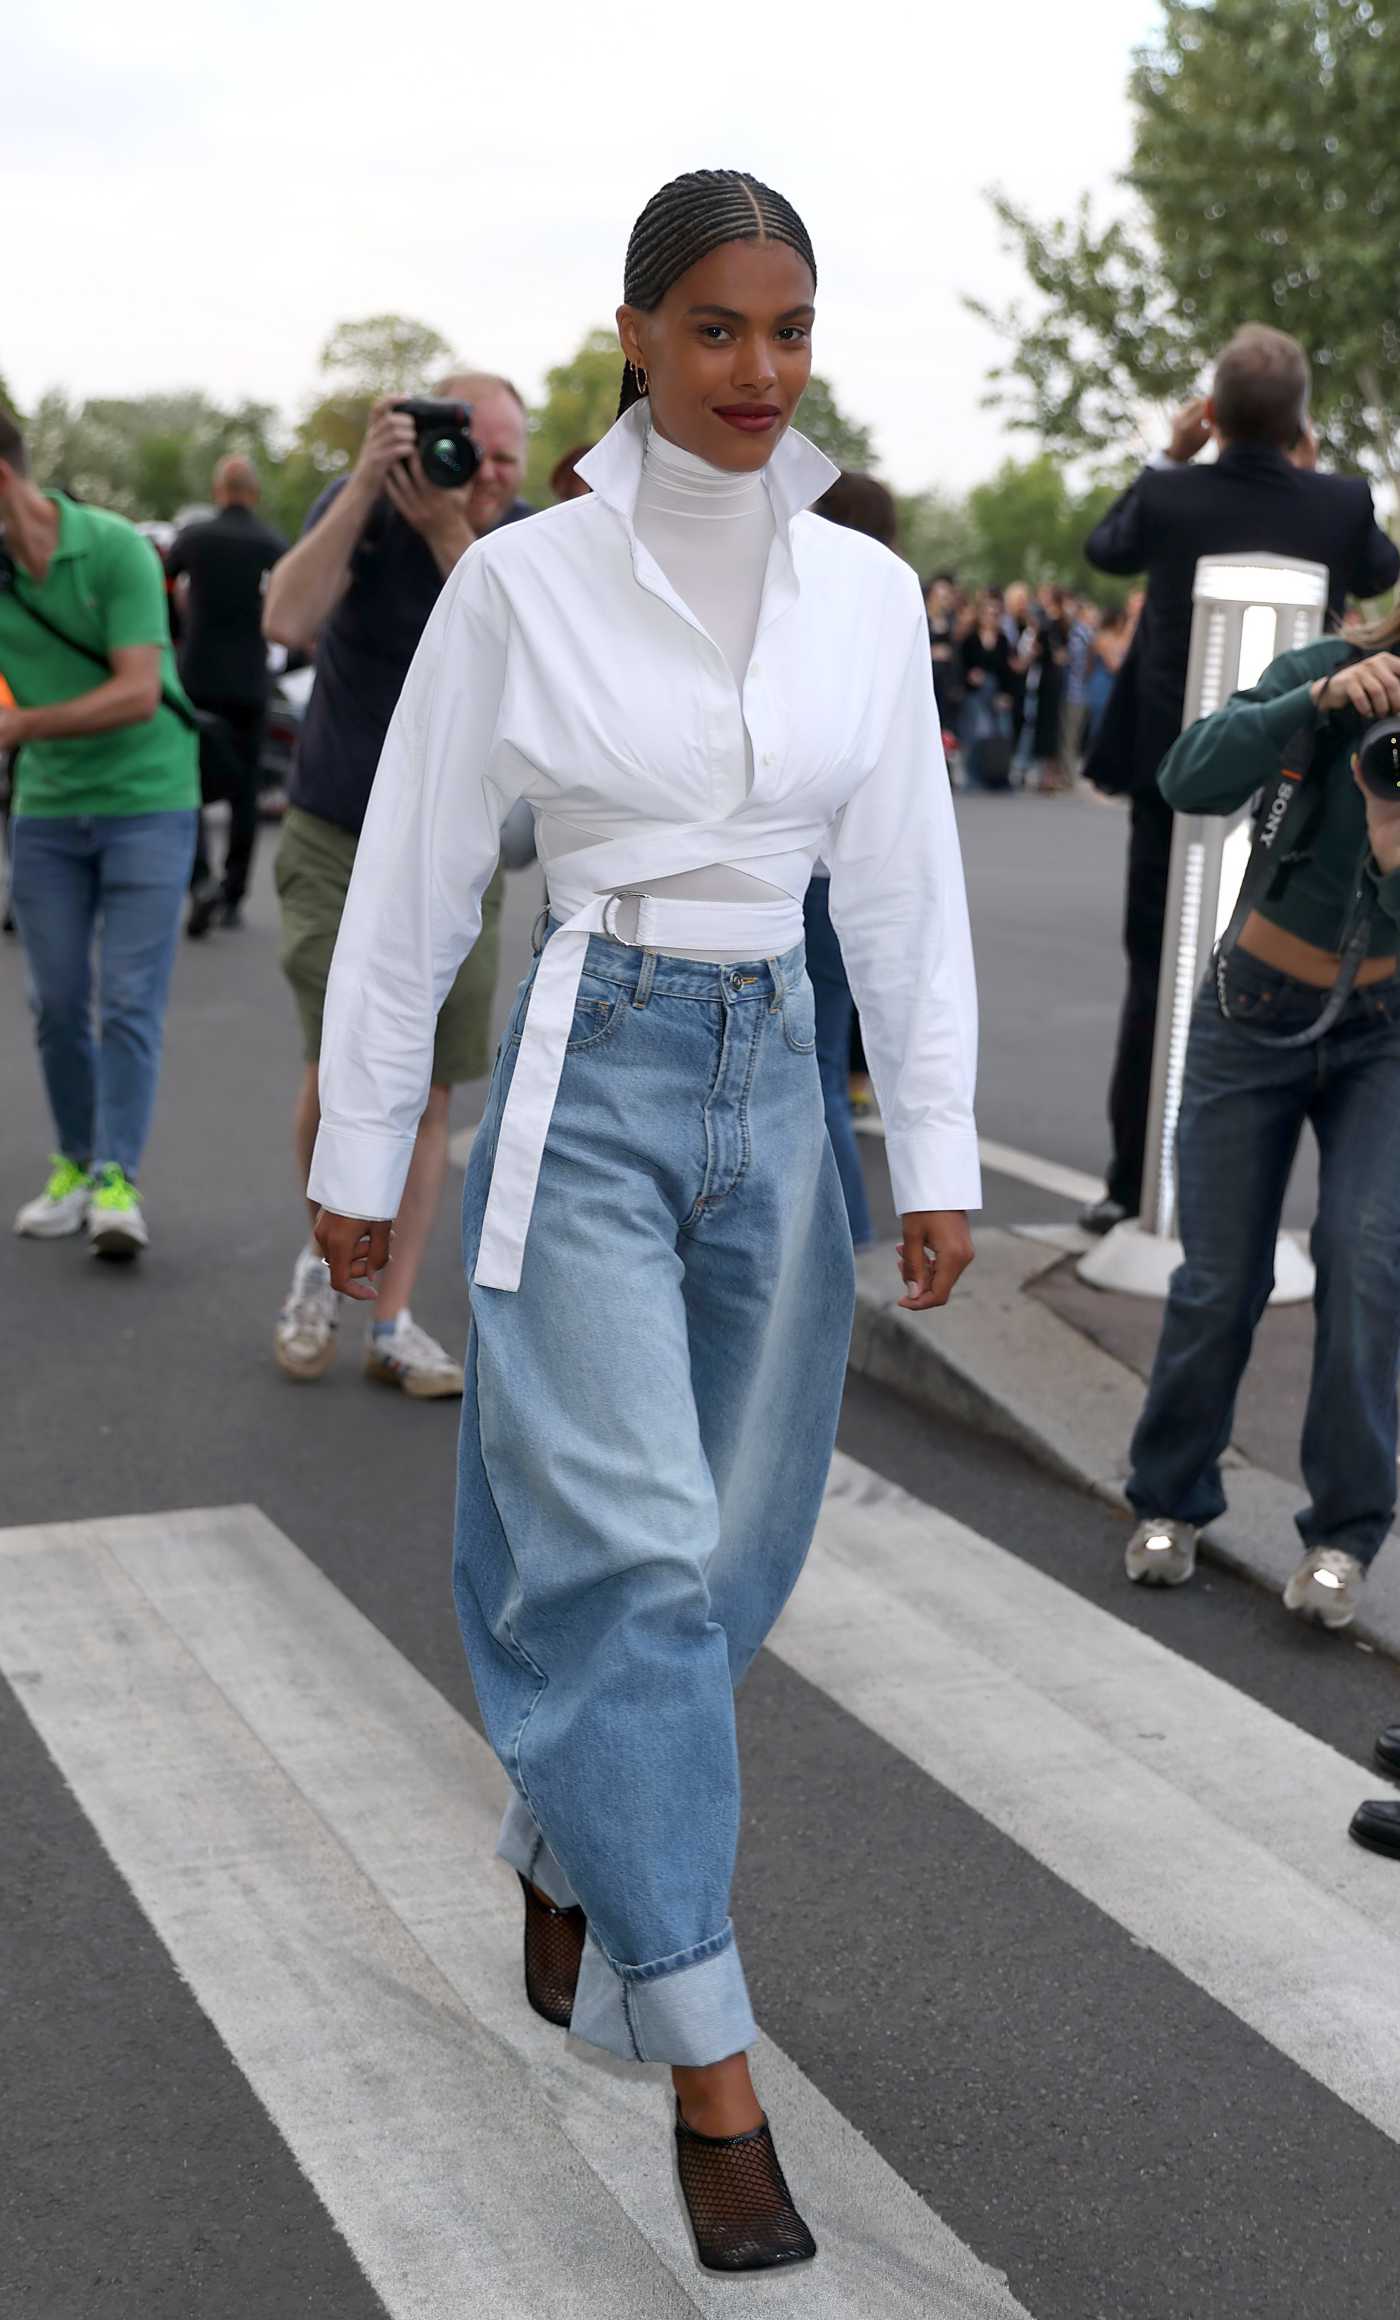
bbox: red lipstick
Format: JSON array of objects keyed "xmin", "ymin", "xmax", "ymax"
[{"xmin": 715, "ymin": 405, "xmax": 781, "ymax": 434}]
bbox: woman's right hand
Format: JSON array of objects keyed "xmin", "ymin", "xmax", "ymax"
[
  {"xmin": 315, "ymin": 1209, "xmax": 394, "ymax": 1300},
  {"xmin": 1312, "ymin": 652, "xmax": 1400, "ymax": 720}
]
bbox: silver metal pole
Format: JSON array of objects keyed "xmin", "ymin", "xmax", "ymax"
[{"xmin": 1080, "ymin": 552, "xmax": 1330, "ymax": 1299}]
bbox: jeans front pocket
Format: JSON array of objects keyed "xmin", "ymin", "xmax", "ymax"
[
  {"xmin": 780, "ymin": 974, "xmax": 818, "ymax": 1053},
  {"xmin": 509, "ymin": 968, "xmax": 625, "ymax": 1056}
]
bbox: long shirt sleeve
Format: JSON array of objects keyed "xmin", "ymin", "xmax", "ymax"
[
  {"xmin": 308, "ymin": 550, "xmax": 518, "ymax": 1220},
  {"xmin": 1156, "ymin": 639, "xmax": 1349, "ymax": 817},
  {"xmin": 827, "ymin": 596, "xmax": 982, "ymax": 1215}
]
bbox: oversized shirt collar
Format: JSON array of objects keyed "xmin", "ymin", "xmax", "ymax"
[{"xmin": 576, "ymin": 403, "xmax": 839, "ymax": 537}]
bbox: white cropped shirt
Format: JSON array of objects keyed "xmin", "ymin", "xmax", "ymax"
[
  {"xmin": 309, "ymin": 402, "xmax": 981, "ymax": 1291},
  {"xmin": 535, "ymin": 421, "xmax": 781, "ymax": 948}
]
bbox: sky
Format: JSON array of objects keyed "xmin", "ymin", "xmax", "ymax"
[{"xmin": 4, "ymin": 0, "xmax": 1164, "ymax": 495}]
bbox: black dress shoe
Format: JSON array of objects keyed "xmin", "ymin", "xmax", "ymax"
[
  {"xmin": 1374, "ymin": 1725, "xmax": 1400, "ymax": 1778},
  {"xmin": 1079, "ymin": 1195, "xmax": 1134, "ymax": 1237},
  {"xmin": 1349, "ymin": 1798, "xmax": 1400, "ymax": 1858}
]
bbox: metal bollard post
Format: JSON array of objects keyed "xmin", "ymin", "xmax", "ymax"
[{"xmin": 1078, "ymin": 551, "xmax": 1330, "ymax": 1301}]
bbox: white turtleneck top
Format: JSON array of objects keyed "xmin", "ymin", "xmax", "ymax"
[{"xmin": 535, "ymin": 423, "xmax": 785, "ymax": 957}]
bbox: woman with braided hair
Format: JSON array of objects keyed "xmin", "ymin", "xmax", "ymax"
[{"xmin": 310, "ymin": 167, "xmax": 980, "ymax": 2271}]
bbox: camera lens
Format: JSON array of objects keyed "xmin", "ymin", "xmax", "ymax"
[
  {"xmin": 1357, "ymin": 715, "xmax": 1400, "ymax": 799},
  {"xmin": 424, "ymin": 434, "xmax": 468, "ymax": 486}
]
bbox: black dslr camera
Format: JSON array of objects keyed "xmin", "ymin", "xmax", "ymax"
[
  {"xmin": 392, "ymin": 398, "xmax": 480, "ymax": 490},
  {"xmin": 1356, "ymin": 715, "xmax": 1400, "ymax": 800}
]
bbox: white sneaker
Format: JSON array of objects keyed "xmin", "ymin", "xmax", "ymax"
[
  {"xmin": 364, "ymin": 1312, "xmax": 464, "ymax": 1400},
  {"xmin": 1283, "ymin": 1547, "xmax": 1366, "ymax": 1631},
  {"xmin": 1125, "ymin": 1516, "xmax": 1199, "ymax": 1587},
  {"xmin": 275, "ymin": 1243, "xmax": 339, "ymax": 1380},
  {"xmin": 86, "ymin": 1164, "xmax": 149, "ymax": 1260},
  {"xmin": 15, "ymin": 1156, "xmax": 92, "ymax": 1238}
]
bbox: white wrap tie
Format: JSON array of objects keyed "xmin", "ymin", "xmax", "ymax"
[{"xmin": 473, "ymin": 818, "xmax": 818, "ymax": 1293}]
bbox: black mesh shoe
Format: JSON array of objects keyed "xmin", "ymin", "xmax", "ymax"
[
  {"xmin": 518, "ymin": 1874, "xmax": 586, "ymax": 2028},
  {"xmin": 674, "ymin": 2104, "xmax": 817, "ymax": 2274}
]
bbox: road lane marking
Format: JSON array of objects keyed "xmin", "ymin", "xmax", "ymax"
[
  {"xmin": 0, "ymin": 1506, "xmax": 1034, "ymax": 2320},
  {"xmin": 772, "ymin": 1454, "xmax": 1400, "ymax": 2145}
]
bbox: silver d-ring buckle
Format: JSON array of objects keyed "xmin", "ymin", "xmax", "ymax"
[
  {"xmin": 601, "ymin": 892, "xmax": 626, "ymax": 944},
  {"xmin": 530, "ymin": 907, "xmax": 550, "ymax": 956}
]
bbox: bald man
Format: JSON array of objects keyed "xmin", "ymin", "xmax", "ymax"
[{"xmin": 168, "ymin": 458, "xmax": 287, "ymax": 931}]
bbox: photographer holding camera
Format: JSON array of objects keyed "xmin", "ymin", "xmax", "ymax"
[
  {"xmin": 1122, "ymin": 612, "xmax": 1400, "ymax": 1630},
  {"xmin": 262, "ymin": 372, "xmax": 530, "ymax": 1398}
]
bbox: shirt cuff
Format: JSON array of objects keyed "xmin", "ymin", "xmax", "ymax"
[
  {"xmin": 884, "ymin": 1124, "xmax": 983, "ymax": 1217},
  {"xmin": 307, "ymin": 1119, "xmax": 417, "ymax": 1220}
]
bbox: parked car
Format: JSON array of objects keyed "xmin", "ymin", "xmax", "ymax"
[{"xmin": 258, "ymin": 659, "xmax": 314, "ymax": 821}]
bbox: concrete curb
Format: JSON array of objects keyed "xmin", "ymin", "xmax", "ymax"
[{"xmin": 849, "ymin": 1231, "xmax": 1400, "ymax": 1663}]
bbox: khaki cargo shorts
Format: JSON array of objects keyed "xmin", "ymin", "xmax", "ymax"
[{"xmin": 275, "ymin": 805, "xmax": 504, "ymax": 1085}]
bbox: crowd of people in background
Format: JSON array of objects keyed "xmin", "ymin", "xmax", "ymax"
[{"xmin": 925, "ymin": 573, "xmax": 1142, "ymax": 795}]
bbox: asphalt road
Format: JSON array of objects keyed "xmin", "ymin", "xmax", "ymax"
[{"xmin": 3, "ymin": 804, "xmax": 1394, "ymax": 2320}]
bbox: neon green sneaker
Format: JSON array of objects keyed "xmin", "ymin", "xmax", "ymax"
[
  {"xmin": 14, "ymin": 1156, "xmax": 92, "ymax": 1239},
  {"xmin": 87, "ymin": 1163, "xmax": 149, "ymax": 1261}
]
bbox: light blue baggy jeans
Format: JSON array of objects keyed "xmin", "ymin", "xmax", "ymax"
[{"xmin": 454, "ymin": 927, "xmax": 855, "ymax": 2066}]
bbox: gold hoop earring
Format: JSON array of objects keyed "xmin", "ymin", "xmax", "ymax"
[{"xmin": 631, "ymin": 362, "xmax": 649, "ymax": 397}]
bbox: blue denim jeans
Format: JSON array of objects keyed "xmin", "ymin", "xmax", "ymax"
[
  {"xmin": 1128, "ymin": 951, "xmax": 1400, "ymax": 1564},
  {"xmin": 802, "ymin": 875, "xmax": 873, "ymax": 1249},
  {"xmin": 454, "ymin": 930, "xmax": 854, "ymax": 2065},
  {"xmin": 10, "ymin": 811, "xmax": 197, "ymax": 1182}
]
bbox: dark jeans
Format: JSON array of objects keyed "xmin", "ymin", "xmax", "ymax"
[
  {"xmin": 191, "ymin": 698, "xmax": 265, "ymax": 906},
  {"xmin": 1106, "ymin": 787, "xmax": 1174, "ymax": 1211},
  {"xmin": 10, "ymin": 810, "xmax": 198, "ymax": 1180},
  {"xmin": 803, "ymin": 876, "xmax": 873, "ymax": 1248},
  {"xmin": 1127, "ymin": 953, "xmax": 1400, "ymax": 1565}
]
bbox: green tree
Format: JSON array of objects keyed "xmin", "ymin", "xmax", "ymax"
[
  {"xmin": 963, "ymin": 455, "xmax": 1135, "ymax": 598},
  {"xmin": 974, "ymin": 0, "xmax": 1400, "ymax": 490},
  {"xmin": 288, "ymin": 312, "xmax": 457, "ymax": 515},
  {"xmin": 525, "ymin": 328, "xmax": 625, "ymax": 503},
  {"xmin": 894, "ymin": 487, "xmax": 984, "ymax": 585},
  {"xmin": 22, "ymin": 389, "xmax": 280, "ymax": 518},
  {"xmin": 791, "ymin": 374, "xmax": 877, "ymax": 469}
]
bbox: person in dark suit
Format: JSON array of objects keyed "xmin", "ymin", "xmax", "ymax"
[
  {"xmin": 1079, "ymin": 324, "xmax": 1400, "ymax": 1233},
  {"xmin": 167, "ymin": 457, "xmax": 287, "ymax": 933}
]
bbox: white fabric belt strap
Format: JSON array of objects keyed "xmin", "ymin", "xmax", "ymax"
[{"xmin": 473, "ymin": 820, "xmax": 819, "ymax": 1293}]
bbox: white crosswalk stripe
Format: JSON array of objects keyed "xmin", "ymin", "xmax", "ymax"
[
  {"xmin": 5, "ymin": 1457, "xmax": 1398, "ymax": 2315},
  {"xmin": 0, "ymin": 1503, "xmax": 1032, "ymax": 2320},
  {"xmin": 777, "ymin": 1455, "xmax": 1400, "ymax": 2140}
]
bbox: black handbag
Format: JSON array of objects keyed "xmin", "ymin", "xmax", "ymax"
[{"xmin": 0, "ymin": 545, "xmax": 235, "ymax": 795}]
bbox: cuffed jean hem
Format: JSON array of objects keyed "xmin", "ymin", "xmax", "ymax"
[
  {"xmin": 497, "ymin": 1795, "xmax": 758, "ymax": 2063},
  {"xmin": 571, "ymin": 1929, "xmax": 758, "ymax": 2067},
  {"xmin": 496, "ymin": 1791, "xmax": 580, "ymax": 1909}
]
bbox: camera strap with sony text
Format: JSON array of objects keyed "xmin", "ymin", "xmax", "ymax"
[{"xmin": 1212, "ymin": 669, "xmax": 1376, "ymax": 1048}]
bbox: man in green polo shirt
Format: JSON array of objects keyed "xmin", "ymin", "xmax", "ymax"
[{"xmin": 0, "ymin": 407, "xmax": 199, "ymax": 1259}]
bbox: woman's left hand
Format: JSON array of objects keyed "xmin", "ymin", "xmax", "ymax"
[
  {"xmin": 897, "ymin": 1211, "xmax": 975, "ymax": 1310},
  {"xmin": 1355, "ymin": 759, "xmax": 1400, "ymax": 878}
]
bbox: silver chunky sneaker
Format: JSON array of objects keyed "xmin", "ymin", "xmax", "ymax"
[
  {"xmin": 1124, "ymin": 1516, "xmax": 1199, "ymax": 1587},
  {"xmin": 1283, "ymin": 1547, "xmax": 1365, "ymax": 1631},
  {"xmin": 275, "ymin": 1243, "xmax": 339, "ymax": 1380}
]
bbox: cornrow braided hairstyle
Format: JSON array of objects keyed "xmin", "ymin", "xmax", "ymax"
[{"xmin": 617, "ymin": 169, "xmax": 817, "ymax": 419}]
